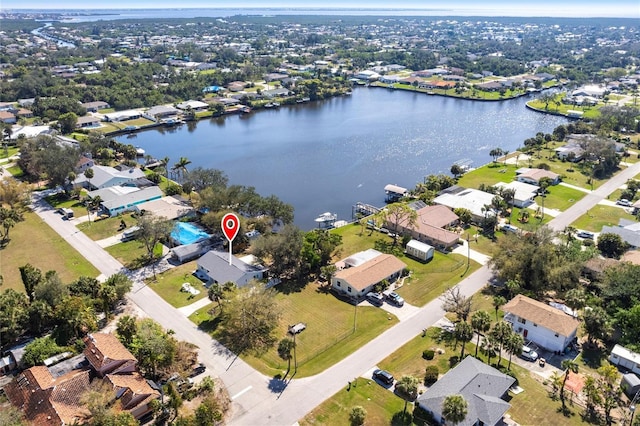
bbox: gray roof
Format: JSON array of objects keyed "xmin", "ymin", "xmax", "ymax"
[
  {"xmin": 197, "ymin": 250, "xmax": 266, "ymax": 285},
  {"xmin": 172, "ymin": 240, "xmax": 212, "ymax": 262},
  {"xmin": 75, "ymin": 165, "xmax": 146, "ymax": 189},
  {"xmin": 601, "ymin": 225, "xmax": 640, "ymax": 248},
  {"xmin": 95, "ymin": 186, "xmax": 163, "ymax": 211},
  {"xmin": 417, "ymin": 356, "xmax": 515, "ymax": 426},
  {"xmin": 146, "ymin": 105, "xmax": 179, "ymax": 116}
]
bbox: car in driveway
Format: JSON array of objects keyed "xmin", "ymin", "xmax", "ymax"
[
  {"xmin": 520, "ymin": 345, "xmax": 539, "ymax": 361},
  {"xmin": 501, "ymin": 224, "xmax": 519, "ymax": 234},
  {"xmin": 372, "ymin": 369, "xmax": 394, "ymax": 386},
  {"xmin": 577, "ymin": 231, "xmax": 594, "ymax": 239},
  {"xmin": 617, "ymin": 199, "xmax": 632, "ymax": 207},
  {"xmin": 190, "ymin": 363, "xmax": 206, "ymax": 377},
  {"xmin": 386, "ymin": 291, "xmax": 405, "ymax": 307},
  {"xmin": 366, "ymin": 292, "xmax": 384, "ymax": 306}
]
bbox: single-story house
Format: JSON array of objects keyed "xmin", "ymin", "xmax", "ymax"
[
  {"xmin": 0, "ymin": 111, "xmax": 17, "ymax": 124},
  {"xmin": 175, "ymin": 100, "xmax": 209, "ymax": 111},
  {"xmin": 103, "ymin": 110, "xmax": 142, "ymax": 122},
  {"xmin": 416, "ymin": 356, "xmax": 515, "ymax": 426},
  {"xmin": 433, "ymin": 186, "xmax": 496, "ymax": 223},
  {"xmin": 81, "ymin": 101, "xmax": 110, "ymax": 112},
  {"xmin": 145, "ymin": 105, "xmax": 180, "ymax": 120},
  {"xmin": 555, "ymin": 143, "xmax": 584, "ymax": 161},
  {"xmin": 353, "ymin": 70, "xmax": 380, "ymax": 81},
  {"xmin": 171, "ymin": 240, "xmax": 213, "ymax": 264},
  {"xmin": 515, "ymin": 168, "xmax": 560, "ymax": 186},
  {"xmin": 393, "ymin": 204, "xmax": 460, "ymax": 249},
  {"xmin": 74, "ymin": 164, "xmax": 146, "ymax": 190},
  {"xmin": 609, "ymin": 344, "xmax": 640, "ymax": 375},
  {"xmin": 572, "ymin": 85, "xmax": 606, "ymax": 98},
  {"xmin": 379, "ymin": 75, "xmax": 401, "ymax": 84},
  {"xmin": 332, "ymin": 251, "xmax": 406, "ymax": 298},
  {"xmin": 76, "ymin": 115, "xmax": 101, "ymax": 128},
  {"xmin": 16, "ymin": 108, "xmax": 33, "ymax": 118},
  {"xmin": 503, "ymin": 294, "xmax": 580, "ymax": 352},
  {"xmin": 89, "ymin": 186, "xmax": 163, "ymax": 216},
  {"xmin": 262, "ymin": 88, "xmax": 291, "ymax": 98},
  {"xmin": 133, "ymin": 196, "xmax": 194, "ymax": 220},
  {"xmin": 76, "ymin": 156, "xmax": 95, "ymax": 174},
  {"xmin": 601, "ymin": 219, "xmax": 640, "ymax": 248},
  {"xmin": 84, "ymin": 333, "xmax": 138, "ymax": 377},
  {"xmin": 494, "ymin": 181, "xmax": 539, "ymax": 208},
  {"xmin": 195, "ymin": 250, "xmax": 268, "ymax": 287}
]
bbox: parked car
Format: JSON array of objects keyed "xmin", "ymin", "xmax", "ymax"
[
  {"xmin": 372, "ymin": 369, "xmax": 394, "ymax": 386},
  {"xmin": 520, "ymin": 345, "xmax": 539, "ymax": 361},
  {"xmin": 366, "ymin": 292, "xmax": 384, "ymax": 306},
  {"xmin": 617, "ymin": 199, "xmax": 632, "ymax": 207},
  {"xmin": 190, "ymin": 363, "xmax": 206, "ymax": 377},
  {"xmin": 501, "ymin": 224, "xmax": 519, "ymax": 234},
  {"xmin": 288, "ymin": 322, "xmax": 306, "ymax": 334},
  {"xmin": 577, "ymin": 231, "xmax": 594, "ymax": 239},
  {"xmin": 386, "ymin": 292, "xmax": 405, "ymax": 307}
]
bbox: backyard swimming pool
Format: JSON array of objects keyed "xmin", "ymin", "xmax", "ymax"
[{"xmin": 171, "ymin": 222, "xmax": 211, "ymax": 245}]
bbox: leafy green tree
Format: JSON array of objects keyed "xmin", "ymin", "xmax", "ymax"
[
  {"xmin": 116, "ymin": 315, "xmax": 137, "ymax": 347},
  {"xmin": 614, "ymin": 304, "xmax": 640, "ymax": 352},
  {"xmin": 582, "ymin": 306, "xmax": 612, "ymax": 347},
  {"xmin": 252, "ymin": 224, "xmax": 304, "ymax": 279},
  {"xmin": 0, "ymin": 404, "xmax": 26, "ymax": 426},
  {"xmin": 194, "ymin": 394, "xmax": 224, "ymax": 425},
  {"xmin": 136, "ymin": 213, "xmax": 173, "ymax": 261},
  {"xmin": 0, "ymin": 289, "xmax": 29, "ymax": 345},
  {"xmin": 442, "ymin": 394, "xmax": 468, "ymax": 425},
  {"xmin": 27, "ymin": 299, "xmax": 54, "ymax": 335},
  {"xmin": 471, "ymin": 310, "xmax": 491, "ymax": 357},
  {"xmin": 218, "ymin": 283, "xmax": 281, "ymax": 355},
  {"xmin": 396, "ymin": 375, "xmax": 420, "ymax": 400},
  {"xmin": 454, "ymin": 207, "xmax": 472, "ymax": 227},
  {"xmin": 450, "ymin": 163, "xmax": 464, "ymax": 179},
  {"xmin": 34, "ymin": 270, "xmax": 69, "ymax": 308},
  {"xmin": 489, "ymin": 147, "xmax": 504, "ymax": 163},
  {"xmin": 0, "ymin": 207, "xmax": 24, "ymax": 244},
  {"xmin": 377, "ymin": 202, "xmax": 417, "ymax": 246},
  {"xmin": 19, "ymin": 263, "xmax": 42, "ymax": 303},
  {"xmin": 597, "ymin": 232, "xmax": 628, "ymax": 258},
  {"xmin": 57, "ymin": 112, "xmax": 78, "ymax": 134},
  {"xmin": 134, "ymin": 318, "xmax": 178, "ymax": 380},
  {"xmin": 582, "ymin": 375, "xmax": 602, "ymax": 421},
  {"xmin": 53, "ymin": 296, "xmax": 98, "ymax": 344},
  {"xmin": 300, "ymin": 229, "xmax": 342, "ymax": 273},
  {"xmin": 597, "ymin": 364, "xmax": 620, "ymax": 425},
  {"xmin": 22, "ymin": 336, "xmax": 70, "ymax": 367}
]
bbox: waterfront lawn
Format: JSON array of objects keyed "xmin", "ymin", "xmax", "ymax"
[
  {"xmin": 45, "ymin": 193, "xmax": 87, "ymax": 218},
  {"xmin": 300, "ymin": 376, "xmax": 407, "ymax": 426},
  {"xmin": 1, "ymin": 211, "xmax": 100, "ymax": 292},
  {"xmin": 105, "ymin": 240, "xmax": 163, "ymax": 269},
  {"xmin": 456, "ymin": 162, "xmax": 517, "ymax": 189},
  {"xmin": 77, "ymin": 214, "xmax": 137, "ymax": 241},
  {"xmin": 146, "ymin": 261, "xmax": 208, "ymax": 308},
  {"xmin": 572, "ymin": 204, "xmax": 636, "ymax": 232},
  {"xmin": 527, "ymin": 96, "xmax": 601, "ymax": 120}
]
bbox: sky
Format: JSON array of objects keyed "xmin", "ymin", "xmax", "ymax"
[{"xmin": 2, "ymin": 0, "xmax": 639, "ymax": 18}]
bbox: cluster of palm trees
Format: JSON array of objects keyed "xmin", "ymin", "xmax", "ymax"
[{"xmin": 159, "ymin": 156, "xmax": 191, "ymax": 181}]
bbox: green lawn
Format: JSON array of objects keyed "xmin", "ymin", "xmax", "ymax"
[
  {"xmin": 77, "ymin": 214, "xmax": 138, "ymax": 240},
  {"xmin": 300, "ymin": 376, "xmax": 408, "ymax": 426},
  {"xmin": 572, "ymin": 204, "xmax": 636, "ymax": 232},
  {"xmin": 146, "ymin": 261, "xmax": 208, "ymax": 308},
  {"xmin": 0, "ymin": 211, "xmax": 99, "ymax": 292},
  {"xmin": 538, "ymin": 185, "xmax": 587, "ymax": 211},
  {"xmin": 104, "ymin": 240, "xmax": 162, "ymax": 269},
  {"xmin": 457, "ymin": 162, "xmax": 517, "ymax": 189},
  {"xmin": 6, "ymin": 165, "xmax": 24, "ymax": 177},
  {"xmin": 45, "ymin": 193, "xmax": 87, "ymax": 219},
  {"xmin": 527, "ymin": 96, "xmax": 601, "ymax": 120},
  {"xmin": 191, "ymin": 282, "xmax": 398, "ymax": 378},
  {"xmin": 0, "ymin": 147, "xmax": 19, "ymax": 159}
]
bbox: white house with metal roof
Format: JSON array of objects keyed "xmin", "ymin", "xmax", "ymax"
[
  {"xmin": 433, "ymin": 187, "xmax": 496, "ymax": 223},
  {"xmin": 195, "ymin": 250, "xmax": 268, "ymax": 287},
  {"xmin": 74, "ymin": 165, "xmax": 146, "ymax": 190}
]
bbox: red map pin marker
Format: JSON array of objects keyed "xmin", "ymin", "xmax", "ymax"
[{"xmin": 221, "ymin": 213, "xmax": 240, "ymax": 242}]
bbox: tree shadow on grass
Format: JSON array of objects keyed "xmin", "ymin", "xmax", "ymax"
[
  {"xmin": 391, "ymin": 410, "xmax": 413, "ymax": 426},
  {"xmin": 556, "ymin": 405, "xmax": 576, "ymax": 419},
  {"xmin": 197, "ymin": 315, "xmax": 221, "ymax": 333},
  {"xmin": 276, "ymin": 277, "xmax": 307, "ymax": 295}
]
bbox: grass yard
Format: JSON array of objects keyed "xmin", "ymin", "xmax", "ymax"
[
  {"xmin": 6, "ymin": 165, "xmax": 24, "ymax": 177},
  {"xmin": 572, "ymin": 204, "xmax": 636, "ymax": 232},
  {"xmin": 457, "ymin": 162, "xmax": 517, "ymax": 189},
  {"xmin": 45, "ymin": 193, "xmax": 87, "ymax": 219},
  {"xmin": 77, "ymin": 214, "xmax": 138, "ymax": 240},
  {"xmin": 146, "ymin": 261, "xmax": 208, "ymax": 308},
  {"xmin": 0, "ymin": 147, "xmax": 19, "ymax": 159},
  {"xmin": 0, "ymin": 211, "xmax": 99, "ymax": 292},
  {"xmin": 538, "ymin": 185, "xmax": 587, "ymax": 211},
  {"xmin": 104, "ymin": 239, "xmax": 163, "ymax": 269},
  {"xmin": 527, "ymin": 97, "xmax": 601, "ymax": 120},
  {"xmin": 300, "ymin": 376, "xmax": 408, "ymax": 426}
]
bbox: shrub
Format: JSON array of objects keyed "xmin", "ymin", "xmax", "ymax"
[
  {"xmin": 424, "ymin": 365, "xmax": 439, "ymax": 385},
  {"xmin": 166, "ymin": 182, "xmax": 182, "ymax": 195},
  {"xmin": 422, "ymin": 349, "xmax": 435, "ymax": 360}
]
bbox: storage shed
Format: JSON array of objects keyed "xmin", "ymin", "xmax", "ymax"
[
  {"xmin": 609, "ymin": 344, "xmax": 640, "ymax": 375},
  {"xmin": 621, "ymin": 373, "xmax": 640, "ymax": 398},
  {"xmin": 405, "ymin": 240, "xmax": 435, "ymax": 262}
]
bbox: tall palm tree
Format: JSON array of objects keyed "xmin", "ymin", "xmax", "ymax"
[
  {"xmin": 442, "ymin": 394, "xmax": 468, "ymax": 426},
  {"xmin": 454, "ymin": 321, "xmax": 474, "ymax": 360},
  {"xmin": 277, "ymin": 338, "xmax": 295, "ymax": 376},
  {"xmin": 505, "ymin": 332, "xmax": 524, "ymax": 370},
  {"xmin": 560, "ymin": 359, "xmax": 579, "ymax": 408},
  {"xmin": 490, "ymin": 321, "xmax": 512, "ymax": 367},
  {"xmin": 84, "ymin": 167, "xmax": 94, "ymax": 190},
  {"xmin": 172, "ymin": 157, "xmax": 191, "ymax": 181},
  {"xmin": 162, "ymin": 156, "xmax": 170, "ymax": 179},
  {"xmin": 471, "ymin": 310, "xmax": 491, "ymax": 357}
]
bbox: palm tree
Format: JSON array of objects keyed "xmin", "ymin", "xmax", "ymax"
[
  {"xmin": 277, "ymin": 338, "xmax": 295, "ymax": 376},
  {"xmin": 471, "ymin": 310, "xmax": 491, "ymax": 357},
  {"xmin": 84, "ymin": 167, "xmax": 94, "ymax": 190},
  {"xmin": 172, "ymin": 157, "xmax": 191, "ymax": 181},
  {"xmin": 162, "ymin": 156, "xmax": 170, "ymax": 179},
  {"xmin": 454, "ymin": 321, "xmax": 474, "ymax": 360},
  {"xmin": 492, "ymin": 295, "xmax": 506, "ymax": 321},
  {"xmin": 505, "ymin": 332, "xmax": 524, "ymax": 370},
  {"xmin": 442, "ymin": 394, "xmax": 468, "ymax": 425},
  {"xmin": 560, "ymin": 359, "xmax": 579, "ymax": 408},
  {"xmin": 490, "ymin": 321, "xmax": 513, "ymax": 367}
]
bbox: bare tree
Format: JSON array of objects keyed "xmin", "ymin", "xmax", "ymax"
[{"xmin": 440, "ymin": 287, "xmax": 473, "ymax": 322}]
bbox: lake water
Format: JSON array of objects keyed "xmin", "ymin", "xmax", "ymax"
[{"xmin": 129, "ymin": 88, "xmax": 568, "ymax": 229}]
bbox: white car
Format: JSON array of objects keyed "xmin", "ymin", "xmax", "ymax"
[{"xmin": 520, "ymin": 345, "xmax": 539, "ymax": 361}]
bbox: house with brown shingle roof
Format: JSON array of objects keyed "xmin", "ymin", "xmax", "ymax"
[
  {"xmin": 4, "ymin": 366, "xmax": 91, "ymax": 425},
  {"xmin": 503, "ymin": 294, "xmax": 580, "ymax": 352},
  {"xmin": 332, "ymin": 252, "xmax": 406, "ymax": 298},
  {"xmin": 83, "ymin": 333, "xmax": 137, "ymax": 377},
  {"xmin": 392, "ymin": 205, "xmax": 461, "ymax": 249},
  {"xmin": 515, "ymin": 168, "xmax": 560, "ymax": 186},
  {"xmin": 106, "ymin": 373, "xmax": 160, "ymax": 419}
]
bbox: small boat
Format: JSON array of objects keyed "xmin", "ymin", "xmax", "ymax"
[
  {"xmin": 135, "ymin": 147, "xmax": 145, "ymax": 156},
  {"xmin": 315, "ymin": 212, "xmax": 337, "ymax": 229}
]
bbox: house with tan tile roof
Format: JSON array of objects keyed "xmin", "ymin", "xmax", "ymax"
[
  {"xmin": 515, "ymin": 168, "xmax": 560, "ymax": 186},
  {"xmin": 392, "ymin": 204, "xmax": 461, "ymax": 249},
  {"xmin": 106, "ymin": 373, "xmax": 160, "ymax": 419},
  {"xmin": 83, "ymin": 333, "xmax": 137, "ymax": 377},
  {"xmin": 5, "ymin": 366, "xmax": 91, "ymax": 425},
  {"xmin": 332, "ymin": 252, "xmax": 406, "ymax": 298},
  {"xmin": 503, "ymin": 294, "xmax": 580, "ymax": 352}
]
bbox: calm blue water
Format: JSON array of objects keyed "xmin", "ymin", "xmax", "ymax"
[
  {"xmin": 171, "ymin": 221, "xmax": 211, "ymax": 245},
  {"xmin": 130, "ymin": 88, "xmax": 568, "ymax": 229}
]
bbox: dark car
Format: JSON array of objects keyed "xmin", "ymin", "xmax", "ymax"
[
  {"xmin": 190, "ymin": 363, "xmax": 206, "ymax": 377},
  {"xmin": 373, "ymin": 369, "xmax": 394, "ymax": 386},
  {"xmin": 577, "ymin": 231, "xmax": 594, "ymax": 239},
  {"xmin": 366, "ymin": 292, "xmax": 384, "ymax": 306}
]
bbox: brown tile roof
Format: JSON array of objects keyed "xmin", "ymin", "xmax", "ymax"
[
  {"xmin": 334, "ymin": 254, "xmax": 406, "ymax": 291},
  {"xmin": 393, "ymin": 205, "xmax": 460, "ymax": 247},
  {"xmin": 518, "ymin": 168, "xmax": 559, "ymax": 183},
  {"xmin": 83, "ymin": 333, "xmax": 136, "ymax": 371},
  {"xmin": 106, "ymin": 373, "xmax": 159, "ymax": 411},
  {"xmin": 503, "ymin": 294, "xmax": 580, "ymax": 337},
  {"xmin": 0, "ymin": 111, "xmax": 15, "ymax": 119}
]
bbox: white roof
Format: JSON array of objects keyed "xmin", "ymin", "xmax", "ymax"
[
  {"xmin": 10, "ymin": 125, "xmax": 52, "ymax": 139},
  {"xmin": 176, "ymin": 100, "xmax": 209, "ymax": 110},
  {"xmin": 433, "ymin": 188, "xmax": 495, "ymax": 218},
  {"xmin": 406, "ymin": 239, "xmax": 434, "ymax": 252},
  {"xmin": 611, "ymin": 344, "xmax": 640, "ymax": 362},
  {"xmin": 343, "ymin": 249, "xmax": 382, "ymax": 268},
  {"xmin": 494, "ymin": 181, "xmax": 538, "ymax": 203}
]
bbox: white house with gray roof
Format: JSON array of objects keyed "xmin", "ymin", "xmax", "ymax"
[
  {"xmin": 433, "ymin": 186, "xmax": 496, "ymax": 223},
  {"xmin": 416, "ymin": 356, "xmax": 515, "ymax": 426},
  {"xmin": 74, "ymin": 165, "xmax": 146, "ymax": 190},
  {"xmin": 195, "ymin": 250, "xmax": 267, "ymax": 287},
  {"xmin": 89, "ymin": 186, "xmax": 163, "ymax": 216}
]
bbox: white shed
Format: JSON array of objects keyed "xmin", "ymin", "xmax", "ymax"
[
  {"xmin": 609, "ymin": 344, "xmax": 640, "ymax": 375},
  {"xmin": 405, "ymin": 240, "xmax": 435, "ymax": 262}
]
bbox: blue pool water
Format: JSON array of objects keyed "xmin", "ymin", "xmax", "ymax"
[{"xmin": 171, "ymin": 222, "xmax": 211, "ymax": 245}]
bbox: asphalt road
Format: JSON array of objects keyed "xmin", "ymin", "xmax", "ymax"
[{"xmin": 30, "ymin": 159, "xmax": 634, "ymax": 425}]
